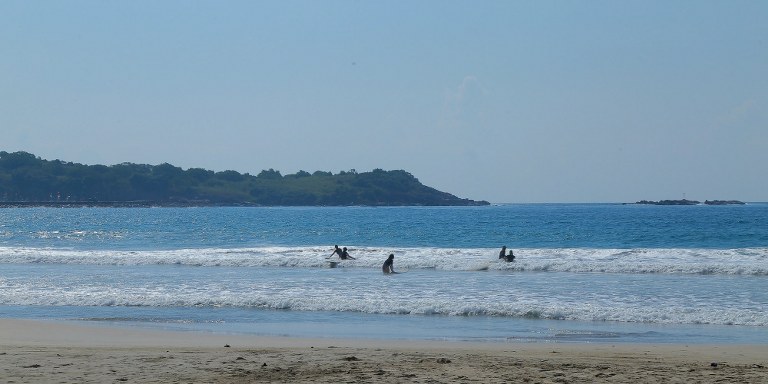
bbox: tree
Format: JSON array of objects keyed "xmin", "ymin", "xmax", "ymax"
[
  {"xmin": 216, "ymin": 170, "xmax": 244, "ymax": 182},
  {"xmin": 257, "ymin": 169, "xmax": 282, "ymax": 179}
]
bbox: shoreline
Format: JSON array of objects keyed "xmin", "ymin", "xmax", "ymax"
[{"xmin": 2, "ymin": 319, "xmax": 767, "ymax": 383}]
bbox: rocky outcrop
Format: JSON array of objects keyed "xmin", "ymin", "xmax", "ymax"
[{"xmin": 636, "ymin": 199, "xmax": 745, "ymax": 206}]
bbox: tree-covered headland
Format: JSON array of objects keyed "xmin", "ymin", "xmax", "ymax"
[{"xmin": 0, "ymin": 151, "xmax": 489, "ymax": 206}]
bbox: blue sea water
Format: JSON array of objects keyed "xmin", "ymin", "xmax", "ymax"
[{"xmin": 1, "ymin": 204, "xmax": 767, "ymax": 344}]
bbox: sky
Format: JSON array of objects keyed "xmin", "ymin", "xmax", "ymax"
[{"xmin": 1, "ymin": 1, "xmax": 766, "ymax": 203}]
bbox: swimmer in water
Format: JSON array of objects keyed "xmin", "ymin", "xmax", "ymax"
[{"xmin": 340, "ymin": 247, "xmax": 355, "ymax": 260}]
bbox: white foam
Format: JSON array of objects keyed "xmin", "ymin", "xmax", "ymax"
[
  {"xmin": 1, "ymin": 246, "xmax": 766, "ymax": 275},
  {"xmin": 3, "ymin": 285, "xmax": 766, "ymax": 327}
]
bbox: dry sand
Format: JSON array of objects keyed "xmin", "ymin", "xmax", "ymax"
[{"xmin": 1, "ymin": 318, "xmax": 767, "ymax": 383}]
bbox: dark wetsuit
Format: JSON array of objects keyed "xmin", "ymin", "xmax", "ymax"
[
  {"xmin": 382, "ymin": 255, "xmax": 394, "ymax": 274},
  {"xmin": 341, "ymin": 249, "xmax": 355, "ymax": 260},
  {"xmin": 330, "ymin": 246, "xmax": 343, "ymax": 259}
]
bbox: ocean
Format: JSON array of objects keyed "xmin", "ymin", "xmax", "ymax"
[{"xmin": 1, "ymin": 204, "xmax": 766, "ymax": 344}]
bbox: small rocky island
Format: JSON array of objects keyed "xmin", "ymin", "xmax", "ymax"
[
  {"xmin": 703, "ymin": 200, "xmax": 746, "ymax": 205},
  {"xmin": 636, "ymin": 199, "xmax": 745, "ymax": 206}
]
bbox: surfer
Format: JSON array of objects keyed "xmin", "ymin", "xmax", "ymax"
[
  {"xmin": 327, "ymin": 245, "xmax": 356, "ymax": 260},
  {"xmin": 382, "ymin": 253, "xmax": 395, "ymax": 274},
  {"xmin": 340, "ymin": 247, "xmax": 356, "ymax": 260},
  {"xmin": 499, "ymin": 246, "xmax": 515, "ymax": 262},
  {"xmin": 327, "ymin": 245, "xmax": 344, "ymax": 259}
]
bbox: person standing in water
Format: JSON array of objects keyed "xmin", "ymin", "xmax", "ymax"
[
  {"xmin": 499, "ymin": 246, "xmax": 507, "ymax": 260},
  {"xmin": 327, "ymin": 245, "xmax": 343, "ymax": 259},
  {"xmin": 382, "ymin": 253, "xmax": 395, "ymax": 274}
]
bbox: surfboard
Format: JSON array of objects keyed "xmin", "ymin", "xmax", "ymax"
[
  {"xmin": 327, "ymin": 261, "xmax": 339, "ymax": 268},
  {"xmin": 472, "ymin": 263, "xmax": 491, "ymax": 271}
]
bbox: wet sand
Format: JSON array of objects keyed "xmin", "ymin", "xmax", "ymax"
[{"xmin": 1, "ymin": 318, "xmax": 766, "ymax": 383}]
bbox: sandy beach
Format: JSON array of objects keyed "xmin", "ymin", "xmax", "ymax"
[{"xmin": 1, "ymin": 319, "xmax": 766, "ymax": 383}]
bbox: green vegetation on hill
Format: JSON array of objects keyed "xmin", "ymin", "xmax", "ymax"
[{"xmin": 0, "ymin": 151, "xmax": 488, "ymax": 206}]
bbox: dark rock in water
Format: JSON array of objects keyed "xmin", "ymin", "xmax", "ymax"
[
  {"xmin": 636, "ymin": 199, "xmax": 700, "ymax": 205},
  {"xmin": 704, "ymin": 200, "xmax": 745, "ymax": 205},
  {"xmin": 636, "ymin": 199, "xmax": 746, "ymax": 206}
]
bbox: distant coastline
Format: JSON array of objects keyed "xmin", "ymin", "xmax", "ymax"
[
  {"xmin": 635, "ymin": 199, "xmax": 745, "ymax": 206},
  {"xmin": 0, "ymin": 151, "xmax": 489, "ymax": 207},
  {"xmin": 0, "ymin": 201, "xmax": 250, "ymax": 208}
]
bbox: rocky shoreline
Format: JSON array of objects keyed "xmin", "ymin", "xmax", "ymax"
[{"xmin": 0, "ymin": 201, "xmax": 256, "ymax": 208}]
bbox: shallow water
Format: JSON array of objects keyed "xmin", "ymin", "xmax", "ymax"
[{"xmin": 1, "ymin": 204, "xmax": 766, "ymax": 343}]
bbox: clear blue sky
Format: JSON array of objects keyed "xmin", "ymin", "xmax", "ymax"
[{"xmin": 2, "ymin": 1, "xmax": 766, "ymax": 203}]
